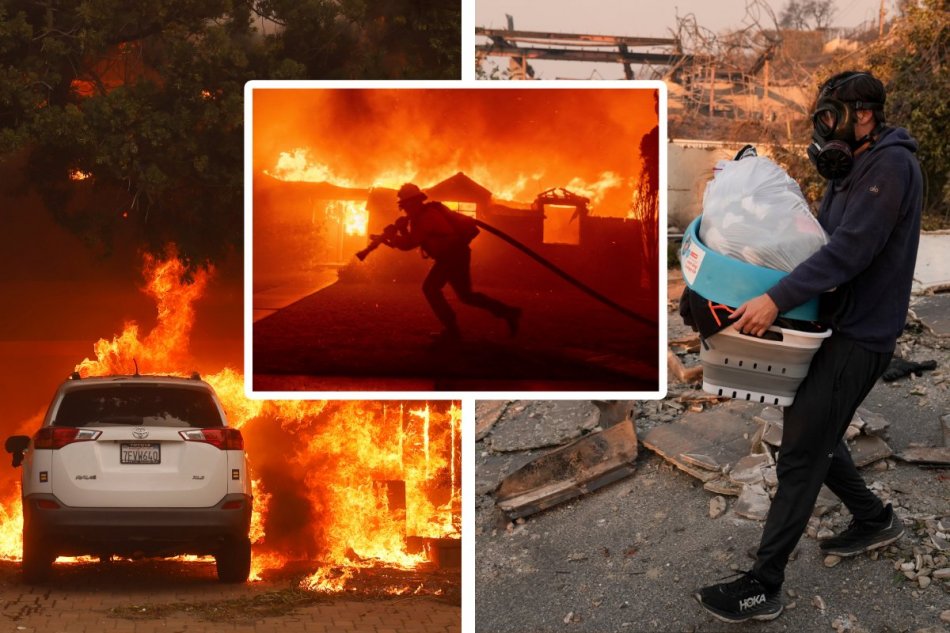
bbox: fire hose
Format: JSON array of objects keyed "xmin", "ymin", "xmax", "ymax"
[
  {"xmin": 473, "ymin": 220, "xmax": 657, "ymax": 328},
  {"xmin": 357, "ymin": 217, "xmax": 656, "ymax": 328}
]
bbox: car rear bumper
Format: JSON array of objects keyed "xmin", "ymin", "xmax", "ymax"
[{"xmin": 23, "ymin": 493, "xmax": 252, "ymax": 556}]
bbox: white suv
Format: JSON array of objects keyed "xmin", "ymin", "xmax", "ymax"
[{"xmin": 4, "ymin": 373, "xmax": 252, "ymax": 583}]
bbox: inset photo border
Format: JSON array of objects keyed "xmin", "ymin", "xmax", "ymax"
[{"xmin": 245, "ymin": 80, "xmax": 668, "ymax": 400}]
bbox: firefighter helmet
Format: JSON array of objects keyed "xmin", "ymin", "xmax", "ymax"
[{"xmin": 397, "ymin": 183, "xmax": 427, "ymax": 206}]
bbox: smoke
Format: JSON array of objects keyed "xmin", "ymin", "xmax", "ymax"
[
  {"xmin": 242, "ymin": 414, "xmax": 323, "ymax": 558},
  {"xmin": 253, "ymin": 88, "xmax": 659, "ymax": 214}
]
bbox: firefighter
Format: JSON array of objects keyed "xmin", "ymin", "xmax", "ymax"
[{"xmin": 377, "ymin": 183, "xmax": 521, "ymax": 342}]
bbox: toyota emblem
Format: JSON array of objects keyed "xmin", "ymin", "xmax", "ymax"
[{"xmin": 132, "ymin": 427, "xmax": 149, "ymax": 439}]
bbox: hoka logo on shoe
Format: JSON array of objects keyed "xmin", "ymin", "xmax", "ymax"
[{"xmin": 739, "ymin": 593, "xmax": 766, "ymax": 612}]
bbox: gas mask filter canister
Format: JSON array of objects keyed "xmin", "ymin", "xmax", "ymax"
[{"xmin": 807, "ymin": 74, "xmax": 883, "ymax": 180}]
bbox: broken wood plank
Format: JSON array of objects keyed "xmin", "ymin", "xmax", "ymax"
[
  {"xmin": 592, "ymin": 400, "xmax": 636, "ymax": 428},
  {"xmin": 673, "ymin": 390, "xmax": 726, "ymax": 405},
  {"xmin": 497, "ymin": 466, "xmax": 637, "ymax": 520},
  {"xmin": 665, "ymin": 388, "xmax": 722, "ymax": 403},
  {"xmin": 495, "ymin": 419, "xmax": 638, "ymax": 519}
]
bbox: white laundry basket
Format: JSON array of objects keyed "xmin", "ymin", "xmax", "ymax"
[{"xmin": 701, "ymin": 325, "xmax": 831, "ymax": 406}]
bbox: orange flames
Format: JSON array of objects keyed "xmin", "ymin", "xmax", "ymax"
[
  {"xmin": 263, "ymin": 150, "xmax": 371, "ymax": 236},
  {"xmin": 253, "ymin": 88, "xmax": 658, "ymax": 215},
  {"xmin": 0, "ymin": 251, "xmax": 460, "ymax": 591},
  {"xmin": 326, "ymin": 200, "xmax": 370, "ymax": 237},
  {"xmin": 74, "ymin": 252, "xmax": 210, "ymax": 378},
  {"xmin": 0, "ymin": 483, "xmax": 23, "ymax": 560},
  {"xmin": 265, "ymin": 147, "xmax": 630, "ymax": 210}
]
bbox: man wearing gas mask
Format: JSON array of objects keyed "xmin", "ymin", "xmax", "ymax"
[{"xmin": 696, "ymin": 71, "xmax": 923, "ymax": 623}]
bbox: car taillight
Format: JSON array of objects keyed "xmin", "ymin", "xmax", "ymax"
[
  {"xmin": 33, "ymin": 427, "xmax": 101, "ymax": 449},
  {"xmin": 179, "ymin": 428, "xmax": 244, "ymax": 450}
]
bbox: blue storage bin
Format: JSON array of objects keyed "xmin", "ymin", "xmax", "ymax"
[{"xmin": 679, "ymin": 216, "xmax": 819, "ymax": 321}]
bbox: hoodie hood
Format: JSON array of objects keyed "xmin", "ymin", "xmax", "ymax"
[
  {"xmin": 872, "ymin": 126, "xmax": 918, "ymax": 154},
  {"xmin": 832, "ymin": 126, "xmax": 918, "ymax": 190}
]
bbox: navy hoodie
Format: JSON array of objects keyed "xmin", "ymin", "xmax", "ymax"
[{"xmin": 767, "ymin": 127, "xmax": 922, "ymax": 353}]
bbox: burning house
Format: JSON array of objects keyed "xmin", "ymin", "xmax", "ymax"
[
  {"xmin": 253, "ymin": 172, "xmax": 371, "ymax": 275},
  {"xmin": 251, "ymin": 87, "xmax": 659, "ymax": 258},
  {"xmin": 256, "ymin": 166, "xmax": 648, "ymax": 302}
]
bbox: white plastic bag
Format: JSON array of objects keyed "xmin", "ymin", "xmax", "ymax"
[{"xmin": 699, "ymin": 156, "xmax": 828, "ymax": 272}]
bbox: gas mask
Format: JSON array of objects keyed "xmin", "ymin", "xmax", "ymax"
[{"xmin": 807, "ymin": 75, "xmax": 883, "ymax": 180}]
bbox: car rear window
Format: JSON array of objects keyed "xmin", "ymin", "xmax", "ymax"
[{"xmin": 53, "ymin": 385, "xmax": 224, "ymax": 428}]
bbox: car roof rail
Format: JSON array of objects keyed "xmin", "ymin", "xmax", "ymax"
[
  {"xmin": 190, "ymin": 371, "xmax": 201, "ymax": 381},
  {"xmin": 68, "ymin": 371, "xmax": 82, "ymax": 380}
]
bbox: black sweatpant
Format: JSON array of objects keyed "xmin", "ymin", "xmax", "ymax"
[
  {"xmin": 752, "ymin": 334, "xmax": 892, "ymax": 589},
  {"xmin": 422, "ymin": 247, "xmax": 513, "ymax": 329}
]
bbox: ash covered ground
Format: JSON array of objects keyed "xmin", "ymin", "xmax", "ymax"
[
  {"xmin": 0, "ymin": 558, "xmax": 460, "ymax": 632},
  {"xmin": 475, "ymin": 277, "xmax": 950, "ymax": 633}
]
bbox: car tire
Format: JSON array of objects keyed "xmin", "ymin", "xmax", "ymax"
[
  {"xmin": 215, "ymin": 536, "xmax": 251, "ymax": 583},
  {"xmin": 21, "ymin": 533, "xmax": 54, "ymax": 584}
]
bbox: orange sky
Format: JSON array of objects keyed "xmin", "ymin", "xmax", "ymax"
[{"xmin": 252, "ymin": 87, "xmax": 658, "ymax": 215}]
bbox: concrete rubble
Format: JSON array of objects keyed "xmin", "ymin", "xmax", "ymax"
[
  {"xmin": 483, "ymin": 400, "xmax": 603, "ymax": 452},
  {"xmin": 476, "ymin": 271, "xmax": 950, "ymax": 631},
  {"xmin": 641, "ymin": 399, "xmax": 896, "ymax": 522},
  {"xmin": 475, "ymin": 400, "xmax": 509, "ymax": 441},
  {"xmin": 478, "ymin": 392, "xmax": 949, "ymax": 594},
  {"xmin": 477, "ymin": 394, "xmax": 943, "ymax": 521},
  {"xmin": 640, "ymin": 401, "xmax": 760, "ymax": 483}
]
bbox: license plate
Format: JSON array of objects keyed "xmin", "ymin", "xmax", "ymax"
[{"xmin": 120, "ymin": 442, "xmax": 160, "ymax": 464}]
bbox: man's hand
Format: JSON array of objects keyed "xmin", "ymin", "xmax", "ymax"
[{"xmin": 730, "ymin": 293, "xmax": 779, "ymax": 337}]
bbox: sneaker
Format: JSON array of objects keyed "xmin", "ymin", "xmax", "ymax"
[
  {"xmin": 503, "ymin": 307, "xmax": 522, "ymax": 337},
  {"xmin": 819, "ymin": 504, "xmax": 904, "ymax": 557},
  {"xmin": 695, "ymin": 571, "xmax": 783, "ymax": 623}
]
